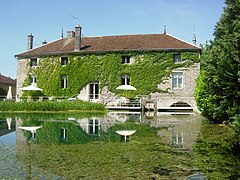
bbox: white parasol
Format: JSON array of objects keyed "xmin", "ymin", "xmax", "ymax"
[
  {"xmin": 116, "ymin": 85, "xmax": 136, "ymax": 91},
  {"xmin": 6, "ymin": 86, "xmax": 12, "ymax": 99},
  {"xmin": 20, "ymin": 85, "xmax": 42, "ymax": 91}
]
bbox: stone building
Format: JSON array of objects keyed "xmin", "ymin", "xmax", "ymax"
[
  {"xmin": 0, "ymin": 73, "xmax": 16, "ymax": 100},
  {"xmin": 15, "ymin": 25, "xmax": 201, "ymax": 111}
]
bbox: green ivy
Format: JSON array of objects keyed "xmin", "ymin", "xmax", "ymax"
[{"xmin": 24, "ymin": 51, "xmax": 199, "ymax": 98}]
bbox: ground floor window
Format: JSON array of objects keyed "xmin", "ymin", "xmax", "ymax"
[
  {"xmin": 89, "ymin": 82, "xmax": 99, "ymax": 100},
  {"xmin": 30, "ymin": 75, "xmax": 36, "ymax": 86},
  {"xmin": 121, "ymin": 74, "xmax": 130, "ymax": 85},
  {"xmin": 172, "ymin": 72, "xmax": 183, "ymax": 89},
  {"xmin": 61, "ymin": 75, "xmax": 68, "ymax": 88}
]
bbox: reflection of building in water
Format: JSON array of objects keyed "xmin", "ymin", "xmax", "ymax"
[
  {"xmin": 172, "ymin": 132, "xmax": 183, "ymax": 148},
  {"xmin": 77, "ymin": 118, "xmax": 99, "ymax": 136},
  {"xmin": 143, "ymin": 113, "xmax": 202, "ymax": 151}
]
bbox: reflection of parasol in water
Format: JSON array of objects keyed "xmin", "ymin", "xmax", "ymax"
[
  {"xmin": 18, "ymin": 126, "xmax": 42, "ymax": 140},
  {"xmin": 6, "ymin": 117, "xmax": 12, "ymax": 130},
  {"xmin": 116, "ymin": 130, "xmax": 136, "ymax": 141}
]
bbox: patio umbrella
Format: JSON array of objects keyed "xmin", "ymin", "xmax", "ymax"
[
  {"xmin": 6, "ymin": 86, "xmax": 12, "ymax": 100},
  {"xmin": 20, "ymin": 85, "xmax": 42, "ymax": 91},
  {"xmin": 116, "ymin": 85, "xmax": 136, "ymax": 91}
]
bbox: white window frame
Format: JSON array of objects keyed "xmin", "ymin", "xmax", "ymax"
[
  {"xmin": 61, "ymin": 75, "xmax": 68, "ymax": 89},
  {"xmin": 88, "ymin": 118, "xmax": 99, "ymax": 136},
  {"xmin": 60, "ymin": 56, "xmax": 69, "ymax": 66},
  {"xmin": 30, "ymin": 75, "xmax": 36, "ymax": 86},
  {"xmin": 122, "ymin": 56, "xmax": 131, "ymax": 64},
  {"xmin": 30, "ymin": 58, "xmax": 38, "ymax": 67},
  {"xmin": 89, "ymin": 82, "xmax": 99, "ymax": 100},
  {"xmin": 173, "ymin": 53, "xmax": 181, "ymax": 63},
  {"xmin": 172, "ymin": 72, "xmax": 183, "ymax": 89},
  {"xmin": 121, "ymin": 74, "xmax": 130, "ymax": 85}
]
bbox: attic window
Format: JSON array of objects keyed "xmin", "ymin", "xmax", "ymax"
[
  {"xmin": 30, "ymin": 58, "xmax": 37, "ymax": 67},
  {"xmin": 61, "ymin": 57, "xmax": 68, "ymax": 65},
  {"xmin": 122, "ymin": 56, "xmax": 130, "ymax": 64},
  {"xmin": 173, "ymin": 53, "xmax": 181, "ymax": 63}
]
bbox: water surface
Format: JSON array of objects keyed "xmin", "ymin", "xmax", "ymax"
[{"xmin": 0, "ymin": 112, "xmax": 239, "ymax": 179}]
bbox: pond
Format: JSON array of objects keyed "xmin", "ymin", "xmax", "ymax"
[{"xmin": 0, "ymin": 112, "xmax": 239, "ymax": 179}]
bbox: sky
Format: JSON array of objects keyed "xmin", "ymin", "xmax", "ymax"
[{"xmin": 0, "ymin": 0, "xmax": 225, "ymax": 79}]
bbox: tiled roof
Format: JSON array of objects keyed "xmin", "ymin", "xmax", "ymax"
[
  {"xmin": 0, "ymin": 74, "xmax": 16, "ymax": 85},
  {"xmin": 16, "ymin": 33, "xmax": 200, "ymax": 58}
]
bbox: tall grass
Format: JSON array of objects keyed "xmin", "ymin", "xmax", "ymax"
[{"xmin": 0, "ymin": 100, "xmax": 106, "ymax": 112}]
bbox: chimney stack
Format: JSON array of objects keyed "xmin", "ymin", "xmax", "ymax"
[
  {"xmin": 27, "ymin": 33, "xmax": 34, "ymax": 50},
  {"xmin": 75, "ymin": 25, "xmax": 82, "ymax": 51},
  {"xmin": 67, "ymin": 31, "xmax": 75, "ymax": 38}
]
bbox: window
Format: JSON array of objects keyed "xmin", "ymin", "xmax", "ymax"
[
  {"xmin": 173, "ymin": 53, "xmax": 181, "ymax": 63},
  {"xmin": 172, "ymin": 72, "xmax": 183, "ymax": 89},
  {"xmin": 61, "ymin": 57, "xmax": 68, "ymax": 65},
  {"xmin": 172, "ymin": 132, "xmax": 183, "ymax": 147},
  {"xmin": 88, "ymin": 119, "xmax": 99, "ymax": 136},
  {"xmin": 89, "ymin": 82, "xmax": 99, "ymax": 100},
  {"xmin": 122, "ymin": 56, "xmax": 130, "ymax": 64},
  {"xmin": 121, "ymin": 74, "xmax": 130, "ymax": 85},
  {"xmin": 30, "ymin": 58, "xmax": 37, "ymax": 67},
  {"xmin": 30, "ymin": 75, "xmax": 36, "ymax": 86},
  {"xmin": 61, "ymin": 75, "xmax": 67, "ymax": 88}
]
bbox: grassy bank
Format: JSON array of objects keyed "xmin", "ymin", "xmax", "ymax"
[{"xmin": 0, "ymin": 101, "xmax": 106, "ymax": 112}]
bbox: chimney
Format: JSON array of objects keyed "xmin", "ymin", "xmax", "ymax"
[
  {"xmin": 27, "ymin": 33, "xmax": 34, "ymax": 50},
  {"xmin": 75, "ymin": 25, "xmax": 82, "ymax": 51},
  {"xmin": 67, "ymin": 31, "xmax": 75, "ymax": 38}
]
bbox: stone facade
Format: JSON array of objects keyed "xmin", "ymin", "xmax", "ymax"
[
  {"xmin": 15, "ymin": 25, "xmax": 201, "ymax": 110},
  {"xmin": 16, "ymin": 59, "xmax": 28, "ymax": 97},
  {"xmin": 152, "ymin": 63, "xmax": 200, "ymax": 111}
]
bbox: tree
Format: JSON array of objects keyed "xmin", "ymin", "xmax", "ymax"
[{"xmin": 195, "ymin": 0, "xmax": 240, "ymax": 124}]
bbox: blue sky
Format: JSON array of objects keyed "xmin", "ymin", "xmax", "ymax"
[{"xmin": 0, "ymin": 0, "xmax": 225, "ymax": 78}]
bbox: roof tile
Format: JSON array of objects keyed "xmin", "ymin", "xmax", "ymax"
[{"xmin": 16, "ymin": 33, "xmax": 200, "ymax": 58}]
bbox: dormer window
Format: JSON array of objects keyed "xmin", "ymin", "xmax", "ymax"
[
  {"xmin": 122, "ymin": 56, "xmax": 130, "ymax": 64},
  {"xmin": 173, "ymin": 53, "xmax": 181, "ymax": 63},
  {"xmin": 30, "ymin": 58, "xmax": 37, "ymax": 67},
  {"xmin": 61, "ymin": 57, "xmax": 68, "ymax": 66}
]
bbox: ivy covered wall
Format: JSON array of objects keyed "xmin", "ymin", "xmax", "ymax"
[{"xmin": 24, "ymin": 51, "xmax": 199, "ymax": 98}]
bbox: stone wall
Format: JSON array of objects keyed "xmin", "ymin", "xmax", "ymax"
[
  {"xmin": 152, "ymin": 63, "xmax": 200, "ymax": 111},
  {"xmin": 16, "ymin": 59, "xmax": 28, "ymax": 97}
]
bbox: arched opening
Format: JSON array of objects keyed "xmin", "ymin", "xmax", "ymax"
[{"xmin": 170, "ymin": 101, "xmax": 191, "ymax": 107}]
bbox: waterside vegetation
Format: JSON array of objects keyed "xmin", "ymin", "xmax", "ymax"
[
  {"xmin": 194, "ymin": 0, "xmax": 240, "ymax": 132},
  {"xmin": 0, "ymin": 101, "xmax": 106, "ymax": 112}
]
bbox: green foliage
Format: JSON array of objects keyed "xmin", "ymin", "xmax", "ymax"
[
  {"xmin": 0, "ymin": 101, "xmax": 106, "ymax": 112},
  {"xmin": 194, "ymin": 121, "xmax": 240, "ymax": 179},
  {"xmin": 26, "ymin": 51, "xmax": 199, "ymax": 99},
  {"xmin": 195, "ymin": 0, "xmax": 240, "ymax": 124}
]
